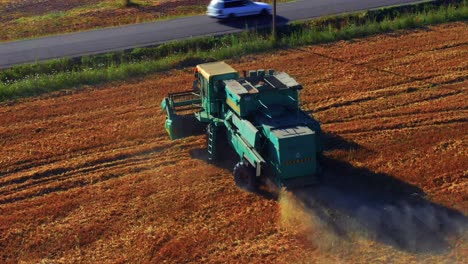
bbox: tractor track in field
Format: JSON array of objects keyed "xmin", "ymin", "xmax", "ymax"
[
  {"xmin": 360, "ymin": 41, "xmax": 468, "ymax": 70},
  {"xmin": 321, "ymin": 89, "xmax": 465, "ymax": 120},
  {"xmin": 324, "ymin": 108, "xmax": 466, "ymax": 128},
  {"xmin": 0, "ymin": 138, "xmax": 190, "ymax": 204},
  {"xmin": 0, "ymin": 156, "xmax": 183, "ymax": 205},
  {"xmin": 1, "ymin": 139, "xmax": 167, "ymax": 175},
  {"xmin": 0, "ymin": 22, "xmax": 467, "ymax": 263},
  {"xmin": 314, "ymin": 86, "xmax": 465, "ymax": 124},
  {"xmin": 335, "ymin": 116, "xmax": 467, "ymax": 135},
  {"xmin": 297, "ymin": 48, "xmax": 442, "ymax": 87},
  {"xmin": 0, "ymin": 148, "xmax": 157, "ymax": 194},
  {"xmin": 301, "ymin": 70, "xmax": 466, "ymax": 113}
]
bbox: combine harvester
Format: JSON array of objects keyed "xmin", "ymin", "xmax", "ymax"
[{"xmin": 162, "ymin": 61, "xmax": 322, "ymax": 190}]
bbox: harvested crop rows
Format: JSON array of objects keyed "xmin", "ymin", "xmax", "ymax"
[{"xmin": 0, "ymin": 22, "xmax": 467, "ymax": 263}]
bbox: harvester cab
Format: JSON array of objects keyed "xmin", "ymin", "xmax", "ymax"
[{"xmin": 161, "ymin": 61, "xmax": 322, "ymax": 190}]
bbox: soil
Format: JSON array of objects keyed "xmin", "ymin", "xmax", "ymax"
[{"xmin": 0, "ymin": 22, "xmax": 467, "ymax": 263}]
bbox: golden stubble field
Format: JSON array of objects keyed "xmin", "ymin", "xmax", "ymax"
[{"xmin": 0, "ymin": 22, "xmax": 467, "ymax": 263}]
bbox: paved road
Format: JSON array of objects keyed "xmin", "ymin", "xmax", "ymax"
[{"xmin": 0, "ymin": 0, "xmax": 424, "ymax": 68}]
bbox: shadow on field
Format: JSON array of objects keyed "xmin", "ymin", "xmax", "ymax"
[
  {"xmin": 288, "ymin": 133, "xmax": 467, "ymax": 253},
  {"xmin": 291, "ymin": 156, "xmax": 468, "ymax": 254},
  {"xmin": 322, "ymin": 132, "xmax": 363, "ymax": 152},
  {"xmin": 189, "ymin": 137, "xmax": 277, "ymax": 200},
  {"xmin": 190, "ymin": 131, "xmax": 467, "ymax": 253},
  {"xmin": 217, "ymin": 15, "xmax": 289, "ymax": 30}
]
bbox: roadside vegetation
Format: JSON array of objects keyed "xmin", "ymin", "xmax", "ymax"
[
  {"xmin": 0, "ymin": 0, "xmax": 290, "ymax": 41},
  {"xmin": 0, "ymin": 0, "xmax": 467, "ymax": 101},
  {"xmin": 0, "ymin": 0, "xmax": 208, "ymax": 41}
]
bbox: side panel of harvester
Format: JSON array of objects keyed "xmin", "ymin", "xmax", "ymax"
[
  {"xmin": 221, "ymin": 70, "xmax": 322, "ymax": 187},
  {"xmin": 223, "ymin": 111, "xmax": 265, "ymax": 177}
]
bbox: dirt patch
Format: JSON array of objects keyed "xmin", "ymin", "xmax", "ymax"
[{"xmin": 0, "ymin": 23, "xmax": 467, "ymax": 263}]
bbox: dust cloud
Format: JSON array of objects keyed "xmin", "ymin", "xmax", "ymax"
[{"xmin": 278, "ymin": 178, "xmax": 468, "ymax": 262}]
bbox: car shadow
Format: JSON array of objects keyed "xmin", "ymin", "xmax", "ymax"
[{"xmin": 216, "ymin": 15, "xmax": 289, "ymax": 30}]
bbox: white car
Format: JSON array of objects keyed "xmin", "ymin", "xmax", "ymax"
[{"xmin": 207, "ymin": 0, "xmax": 272, "ymax": 19}]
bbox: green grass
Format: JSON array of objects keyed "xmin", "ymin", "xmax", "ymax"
[
  {"xmin": 1, "ymin": 0, "xmax": 467, "ymax": 101},
  {"xmin": 15, "ymin": 11, "xmax": 67, "ymax": 23}
]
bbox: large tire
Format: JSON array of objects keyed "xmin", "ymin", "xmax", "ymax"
[{"xmin": 233, "ymin": 161, "xmax": 257, "ymax": 191}]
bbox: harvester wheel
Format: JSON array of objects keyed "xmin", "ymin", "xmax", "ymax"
[{"xmin": 233, "ymin": 161, "xmax": 257, "ymax": 192}]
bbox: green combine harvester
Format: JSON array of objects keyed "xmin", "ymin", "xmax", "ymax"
[{"xmin": 161, "ymin": 61, "xmax": 322, "ymax": 190}]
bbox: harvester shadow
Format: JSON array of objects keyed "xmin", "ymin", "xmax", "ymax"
[
  {"xmin": 217, "ymin": 15, "xmax": 289, "ymax": 30},
  {"xmin": 189, "ymin": 142, "xmax": 277, "ymax": 200},
  {"xmin": 189, "ymin": 132, "xmax": 365, "ymax": 200},
  {"xmin": 322, "ymin": 132, "xmax": 363, "ymax": 152},
  {"xmin": 291, "ymin": 156, "xmax": 468, "ymax": 254},
  {"xmin": 189, "ymin": 133, "xmax": 467, "ymax": 253}
]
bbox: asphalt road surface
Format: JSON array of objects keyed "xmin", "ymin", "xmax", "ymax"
[{"xmin": 0, "ymin": 0, "xmax": 425, "ymax": 68}]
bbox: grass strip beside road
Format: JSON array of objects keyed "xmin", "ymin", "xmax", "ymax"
[
  {"xmin": 0, "ymin": 0, "xmax": 467, "ymax": 101},
  {"xmin": 0, "ymin": 0, "xmax": 292, "ymax": 42}
]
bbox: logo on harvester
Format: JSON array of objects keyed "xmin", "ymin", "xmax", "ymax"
[{"xmin": 285, "ymin": 157, "xmax": 313, "ymax": 166}]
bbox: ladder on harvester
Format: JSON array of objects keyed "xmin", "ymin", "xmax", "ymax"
[{"xmin": 207, "ymin": 123, "xmax": 217, "ymax": 162}]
